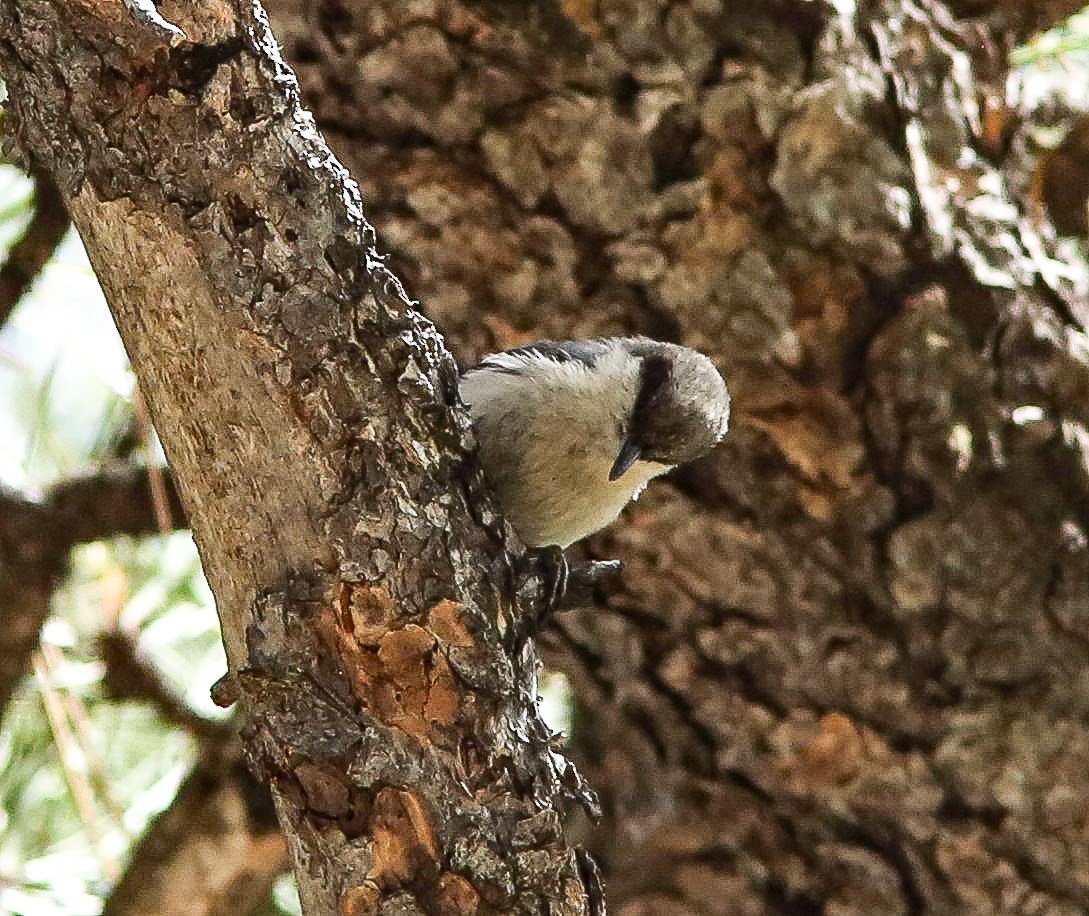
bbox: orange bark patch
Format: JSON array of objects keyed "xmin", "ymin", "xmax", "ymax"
[
  {"xmin": 561, "ymin": 0, "xmax": 600, "ymax": 36},
  {"xmin": 781, "ymin": 713, "xmax": 877, "ymax": 789},
  {"xmin": 340, "ymin": 881, "xmax": 381, "ymax": 916},
  {"xmin": 379, "ymin": 624, "xmax": 437, "ymax": 673},
  {"xmin": 370, "ymin": 625, "xmax": 465, "ymax": 737},
  {"xmin": 434, "ymin": 873, "xmax": 481, "ymax": 915},
  {"xmin": 805, "ymin": 713, "xmax": 866, "ymax": 782},
  {"xmin": 427, "ymin": 599, "xmax": 476, "ymax": 648},
  {"xmin": 371, "ymin": 626, "xmax": 432, "ymax": 737},
  {"xmin": 369, "ymin": 788, "xmax": 441, "ymax": 889},
  {"xmin": 424, "ymin": 655, "xmax": 461, "ymax": 727},
  {"xmin": 343, "ymin": 583, "xmax": 399, "ymax": 646},
  {"xmin": 321, "ymin": 590, "xmax": 466, "ymax": 739}
]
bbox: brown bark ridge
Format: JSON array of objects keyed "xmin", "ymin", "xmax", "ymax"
[
  {"xmin": 0, "ymin": 466, "xmax": 183, "ymax": 716},
  {"xmin": 260, "ymin": 0, "xmax": 1089, "ymax": 913},
  {"xmin": 0, "ymin": 2, "xmax": 600, "ymax": 915}
]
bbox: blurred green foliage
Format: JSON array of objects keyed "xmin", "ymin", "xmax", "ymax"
[{"xmin": 1013, "ymin": 7, "xmax": 1089, "ymax": 67}]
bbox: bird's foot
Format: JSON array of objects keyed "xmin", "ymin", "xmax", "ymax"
[
  {"xmin": 538, "ymin": 544, "xmax": 569, "ymax": 614},
  {"xmin": 510, "ymin": 547, "xmax": 623, "ymax": 647},
  {"xmin": 513, "ymin": 545, "xmax": 567, "ymax": 634},
  {"xmin": 563, "ymin": 558, "xmax": 623, "ymax": 609}
]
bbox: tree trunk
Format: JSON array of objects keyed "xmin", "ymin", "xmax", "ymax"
[
  {"xmin": 262, "ymin": 0, "xmax": 1089, "ymax": 913},
  {"xmin": 0, "ymin": 2, "xmax": 599, "ymax": 913}
]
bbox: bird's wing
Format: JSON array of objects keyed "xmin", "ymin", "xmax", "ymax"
[{"xmin": 462, "ymin": 338, "xmax": 614, "ymax": 377}]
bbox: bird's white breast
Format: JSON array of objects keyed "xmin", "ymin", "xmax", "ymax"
[{"xmin": 460, "ymin": 347, "xmax": 669, "ymax": 548}]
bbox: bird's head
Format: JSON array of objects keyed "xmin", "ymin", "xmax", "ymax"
[{"xmin": 609, "ymin": 343, "xmax": 731, "ymax": 481}]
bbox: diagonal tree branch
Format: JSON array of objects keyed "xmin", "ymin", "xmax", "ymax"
[
  {"xmin": 46, "ymin": 463, "xmax": 185, "ymax": 542},
  {"xmin": 0, "ymin": 166, "xmax": 69, "ymax": 327},
  {"xmin": 947, "ymin": 0, "xmax": 1088, "ymax": 35},
  {"xmin": 0, "ymin": 465, "xmax": 185, "ymax": 716},
  {"xmin": 0, "ymin": 2, "xmax": 600, "ymax": 913},
  {"xmin": 9, "ymin": 501, "xmax": 287, "ymax": 916},
  {"xmin": 102, "ymin": 741, "xmax": 289, "ymax": 916},
  {"xmin": 99, "ymin": 628, "xmax": 228, "ymax": 744},
  {"xmin": 96, "ymin": 574, "xmax": 282, "ymax": 916}
]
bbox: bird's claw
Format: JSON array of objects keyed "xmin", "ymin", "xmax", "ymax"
[
  {"xmin": 538, "ymin": 545, "xmax": 569, "ymax": 616},
  {"xmin": 510, "ymin": 548, "xmax": 623, "ymax": 648}
]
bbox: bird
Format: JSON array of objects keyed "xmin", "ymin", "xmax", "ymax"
[{"xmin": 459, "ymin": 336, "xmax": 730, "ymax": 552}]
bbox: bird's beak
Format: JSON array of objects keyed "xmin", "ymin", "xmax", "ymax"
[{"xmin": 609, "ymin": 437, "xmax": 641, "ymax": 481}]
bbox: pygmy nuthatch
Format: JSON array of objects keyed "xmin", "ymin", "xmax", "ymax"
[{"xmin": 460, "ymin": 337, "xmax": 730, "ymax": 550}]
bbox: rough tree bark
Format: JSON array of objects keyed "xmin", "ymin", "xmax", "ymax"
[
  {"xmin": 255, "ymin": 0, "xmax": 1089, "ymax": 913},
  {"xmin": 0, "ymin": 2, "xmax": 600, "ymax": 914}
]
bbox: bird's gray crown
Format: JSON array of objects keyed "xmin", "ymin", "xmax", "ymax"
[{"xmin": 622, "ymin": 339, "xmax": 731, "ymax": 468}]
